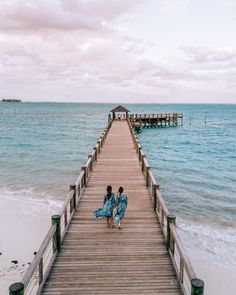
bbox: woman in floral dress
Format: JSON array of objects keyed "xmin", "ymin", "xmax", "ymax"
[
  {"xmin": 114, "ymin": 186, "xmax": 128, "ymax": 229},
  {"xmin": 94, "ymin": 185, "xmax": 115, "ymax": 228}
]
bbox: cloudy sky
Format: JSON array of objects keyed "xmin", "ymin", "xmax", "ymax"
[{"xmin": 0, "ymin": 0, "xmax": 236, "ymax": 103}]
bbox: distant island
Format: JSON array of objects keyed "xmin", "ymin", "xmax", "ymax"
[{"xmin": 1, "ymin": 99, "xmax": 22, "ymax": 103}]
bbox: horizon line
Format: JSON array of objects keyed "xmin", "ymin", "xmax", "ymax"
[{"xmin": 1, "ymin": 100, "xmax": 235, "ymax": 105}]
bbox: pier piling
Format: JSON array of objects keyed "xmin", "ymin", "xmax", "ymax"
[
  {"xmin": 191, "ymin": 278, "xmax": 204, "ymax": 295},
  {"xmin": 167, "ymin": 214, "xmax": 176, "ymax": 253},
  {"xmin": 9, "ymin": 282, "xmax": 24, "ymax": 295},
  {"xmin": 51, "ymin": 215, "xmax": 61, "ymax": 252}
]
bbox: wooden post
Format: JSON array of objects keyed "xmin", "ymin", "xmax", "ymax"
[
  {"xmin": 191, "ymin": 278, "xmax": 204, "ymax": 295},
  {"xmin": 97, "ymin": 141, "xmax": 101, "ymax": 153},
  {"xmin": 77, "ymin": 182, "xmax": 81, "ymax": 198},
  {"xmin": 70, "ymin": 184, "xmax": 76, "ymax": 210},
  {"xmin": 141, "ymin": 155, "xmax": 146, "ymax": 172},
  {"xmin": 153, "ymin": 184, "xmax": 157, "ymax": 210},
  {"xmin": 180, "ymin": 257, "xmax": 184, "ymax": 283},
  {"xmin": 52, "ymin": 215, "xmax": 61, "ymax": 252},
  {"xmin": 204, "ymin": 116, "xmax": 207, "ymax": 124},
  {"xmin": 146, "ymin": 166, "xmax": 150, "ymax": 187},
  {"xmin": 88, "ymin": 155, "xmax": 93, "ymax": 171},
  {"xmin": 100, "ymin": 136, "xmax": 104, "ymax": 147},
  {"xmin": 138, "ymin": 147, "xmax": 142, "ymax": 162},
  {"xmin": 108, "ymin": 113, "xmax": 111, "ymax": 124},
  {"xmin": 64, "ymin": 210, "xmax": 67, "ymax": 228},
  {"xmin": 81, "ymin": 166, "xmax": 87, "ymax": 187},
  {"xmin": 9, "ymin": 283, "xmax": 24, "ymax": 295},
  {"xmin": 153, "ymin": 184, "xmax": 160, "ymax": 211},
  {"xmin": 155, "ymin": 184, "xmax": 161, "ymax": 212},
  {"xmin": 167, "ymin": 214, "xmax": 176, "ymax": 252},
  {"xmin": 39, "ymin": 257, "xmax": 43, "ymax": 285},
  {"xmin": 93, "ymin": 147, "xmax": 97, "ymax": 161}
]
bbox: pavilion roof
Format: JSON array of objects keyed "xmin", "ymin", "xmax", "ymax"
[{"xmin": 110, "ymin": 105, "xmax": 130, "ymax": 112}]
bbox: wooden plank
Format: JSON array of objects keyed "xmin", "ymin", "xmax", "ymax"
[{"xmin": 41, "ymin": 120, "xmax": 182, "ymax": 295}]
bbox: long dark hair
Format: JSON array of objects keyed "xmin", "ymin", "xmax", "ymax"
[
  {"xmin": 107, "ymin": 185, "xmax": 112, "ymax": 197},
  {"xmin": 118, "ymin": 186, "xmax": 123, "ymax": 194}
]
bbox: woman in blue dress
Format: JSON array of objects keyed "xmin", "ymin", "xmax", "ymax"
[
  {"xmin": 93, "ymin": 185, "xmax": 115, "ymax": 228},
  {"xmin": 114, "ymin": 186, "xmax": 128, "ymax": 229}
]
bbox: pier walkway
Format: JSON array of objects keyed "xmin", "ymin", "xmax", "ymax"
[
  {"xmin": 42, "ymin": 120, "xmax": 181, "ymax": 295},
  {"xmin": 10, "ymin": 114, "xmax": 204, "ymax": 295}
]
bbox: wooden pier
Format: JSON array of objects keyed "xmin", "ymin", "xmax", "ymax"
[
  {"xmin": 9, "ymin": 109, "xmax": 204, "ymax": 295},
  {"xmin": 130, "ymin": 113, "xmax": 183, "ymax": 132}
]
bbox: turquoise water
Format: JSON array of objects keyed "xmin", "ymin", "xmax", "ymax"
[{"xmin": 0, "ymin": 102, "xmax": 235, "ymax": 270}]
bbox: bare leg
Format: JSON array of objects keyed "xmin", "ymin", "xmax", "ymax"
[
  {"xmin": 118, "ymin": 219, "xmax": 123, "ymax": 229},
  {"xmin": 106, "ymin": 218, "xmax": 110, "ymax": 228},
  {"xmin": 108, "ymin": 217, "xmax": 113, "ymax": 228}
]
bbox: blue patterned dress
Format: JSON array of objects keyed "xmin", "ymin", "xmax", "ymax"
[
  {"xmin": 94, "ymin": 192, "xmax": 115, "ymax": 219},
  {"xmin": 114, "ymin": 193, "xmax": 128, "ymax": 224}
]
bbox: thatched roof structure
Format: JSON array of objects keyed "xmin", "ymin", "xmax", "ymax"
[{"xmin": 110, "ymin": 105, "xmax": 130, "ymax": 113}]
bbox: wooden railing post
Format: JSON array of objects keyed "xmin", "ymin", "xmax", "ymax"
[
  {"xmin": 93, "ymin": 147, "xmax": 97, "ymax": 161},
  {"xmin": 39, "ymin": 257, "xmax": 43, "ymax": 285},
  {"xmin": 142, "ymin": 155, "xmax": 146, "ymax": 172},
  {"xmin": 167, "ymin": 214, "xmax": 176, "ymax": 252},
  {"xmin": 52, "ymin": 215, "xmax": 61, "ymax": 252},
  {"xmin": 153, "ymin": 184, "xmax": 159, "ymax": 211},
  {"xmin": 191, "ymin": 278, "xmax": 204, "ymax": 295},
  {"xmin": 81, "ymin": 166, "xmax": 87, "ymax": 187},
  {"xmin": 101, "ymin": 135, "xmax": 104, "ymax": 147},
  {"xmin": 64, "ymin": 209, "xmax": 68, "ymax": 228},
  {"xmin": 70, "ymin": 184, "xmax": 76, "ymax": 210},
  {"xmin": 146, "ymin": 166, "xmax": 150, "ymax": 187},
  {"xmin": 180, "ymin": 257, "xmax": 184, "ymax": 283},
  {"xmin": 88, "ymin": 155, "xmax": 93, "ymax": 171},
  {"xmin": 138, "ymin": 147, "xmax": 142, "ymax": 161},
  {"xmin": 9, "ymin": 283, "xmax": 24, "ymax": 295},
  {"xmin": 97, "ymin": 141, "xmax": 101, "ymax": 153}
]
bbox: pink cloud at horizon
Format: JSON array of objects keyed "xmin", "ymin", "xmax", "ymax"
[{"xmin": 0, "ymin": 0, "xmax": 235, "ymax": 103}]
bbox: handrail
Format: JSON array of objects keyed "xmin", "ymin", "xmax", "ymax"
[
  {"xmin": 21, "ymin": 224, "xmax": 56, "ymax": 287},
  {"xmin": 170, "ymin": 223, "xmax": 196, "ymax": 279},
  {"xmin": 9, "ymin": 117, "xmax": 114, "ymax": 295},
  {"xmin": 129, "ymin": 112, "xmax": 183, "ymax": 119},
  {"xmin": 126, "ymin": 118, "xmax": 204, "ymax": 295}
]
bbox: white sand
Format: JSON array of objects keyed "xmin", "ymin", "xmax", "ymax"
[
  {"xmin": 192, "ymin": 258, "xmax": 236, "ymax": 295},
  {"xmin": 0, "ymin": 197, "xmax": 56, "ymax": 295}
]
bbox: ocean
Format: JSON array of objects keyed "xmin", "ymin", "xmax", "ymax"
[{"xmin": 0, "ymin": 102, "xmax": 235, "ymax": 272}]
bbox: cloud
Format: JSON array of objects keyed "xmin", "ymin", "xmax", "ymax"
[
  {"xmin": 0, "ymin": 0, "xmax": 141, "ymax": 32},
  {"xmin": 160, "ymin": 0, "xmax": 190, "ymax": 19},
  {"xmin": 183, "ymin": 46, "xmax": 236, "ymax": 63},
  {"xmin": 0, "ymin": 0, "xmax": 235, "ymax": 103}
]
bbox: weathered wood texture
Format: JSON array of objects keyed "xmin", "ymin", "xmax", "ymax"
[{"xmin": 41, "ymin": 120, "xmax": 182, "ymax": 295}]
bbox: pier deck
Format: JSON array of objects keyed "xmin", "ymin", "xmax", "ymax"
[{"xmin": 41, "ymin": 120, "xmax": 181, "ymax": 295}]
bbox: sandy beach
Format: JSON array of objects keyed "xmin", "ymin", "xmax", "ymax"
[
  {"xmin": 0, "ymin": 196, "xmax": 61, "ymax": 295},
  {"xmin": 192, "ymin": 259, "xmax": 236, "ymax": 295}
]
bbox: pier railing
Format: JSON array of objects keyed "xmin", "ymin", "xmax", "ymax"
[
  {"xmin": 129, "ymin": 112, "xmax": 183, "ymax": 130},
  {"xmin": 127, "ymin": 118, "xmax": 204, "ymax": 295},
  {"xmin": 9, "ymin": 119, "xmax": 113, "ymax": 295},
  {"xmin": 129, "ymin": 112, "xmax": 183, "ymax": 119}
]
